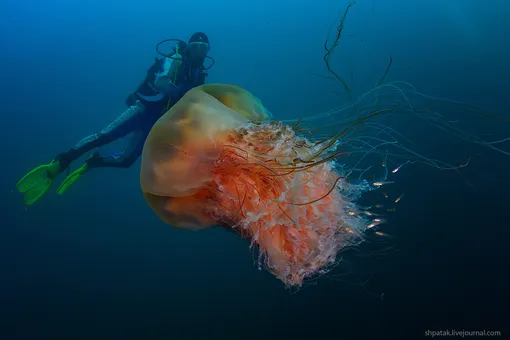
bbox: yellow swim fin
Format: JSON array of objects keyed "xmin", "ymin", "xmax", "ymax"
[
  {"xmin": 17, "ymin": 160, "xmax": 63, "ymax": 206},
  {"xmin": 56, "ymin": 162, "xmax": 89, "ymax": 195}
]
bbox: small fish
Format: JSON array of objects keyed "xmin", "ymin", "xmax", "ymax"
[
  {"xmin": 391, "ymin": 165, "xmax": 402, "ymax": 174},
  {"xmin": 366, "ymin": 222, "xmax": 378, "ymax": 229},
  {"xmin": 387, "ymin": 208, "xmax": 396, "ymax": 212},
  {"xmin": 394, "ymin": 193, "xmax": 404, "ymax": 203},
  {"xmin": 373, "ymin": 181, "xmax": 394, "ymax": 187},
  {"xmin": 392, "ymin": 161, "xmax": 412, "ymax": 174},
  {"xmin": 366, "ymin": 218, "xmax": 386, "ymax": 229},
  {"xmin": 382, "ymin": 192, "xmax": 389, "ymax": 199}
]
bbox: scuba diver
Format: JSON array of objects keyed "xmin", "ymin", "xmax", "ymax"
[{"xmin": 17, "ymin": 32, "xmax": 214, "ymax": 206}]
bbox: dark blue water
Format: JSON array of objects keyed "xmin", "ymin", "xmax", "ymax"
[{"xmin": 1, "ymin": 0, "xmax": 509, "ymax": 338}]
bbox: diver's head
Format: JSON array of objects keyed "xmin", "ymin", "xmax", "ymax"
[{"xmin": 187, "ymin": 32, "xmax": 210, "ymax": 65}]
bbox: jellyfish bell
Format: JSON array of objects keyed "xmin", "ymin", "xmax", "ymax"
[
  {"xmin": 140, "ymin": 84, "xmax": 272, "ymax": 230},
  {"xmin": 141, "ymin": 84, "xmax": 273, "ymax": 200},
  {"xmin": 140, "ymin": 83, "xmax": 373, "ymax": 287}
]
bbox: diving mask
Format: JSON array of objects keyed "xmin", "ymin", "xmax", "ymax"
[{"xmin": 188, "ymin": 42, "xmax": 210, "ymax": 60}]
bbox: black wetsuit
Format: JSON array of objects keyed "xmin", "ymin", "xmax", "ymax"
[{"xmin": 56, "ymin": 57, "xmax": 207, "ymax": 170}]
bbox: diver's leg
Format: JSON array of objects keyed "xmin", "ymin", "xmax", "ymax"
[
  {"xmin": 16, "ymin": 101, "xmax": 146, "ymax": 205},
  {"xmin": 55, "ymin": 130, "xmax": 148, "ymax": 195},
  {"xmin": 56, "ymin": 101, "xmax": 146, "ymax": 169},
  {"xmin": 86, "ymin": 129, "xmax": 148, "ymax": 169},
  {"xmin": 54, "ymin": 101, "xmax": 149, "ymax": 195}
]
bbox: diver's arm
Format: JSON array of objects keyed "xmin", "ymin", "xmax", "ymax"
[{"xmin": 154, "ymin": 57, "xmax": 181, "ymax": 97}]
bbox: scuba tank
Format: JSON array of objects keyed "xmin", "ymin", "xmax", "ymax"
[
  {"xmin": 162, "ymin": 44, "xmax": 183, "ymax": 109},
  {"xmin": 127, "ymin": 43, "xmax": 184, "ymax": 107}
]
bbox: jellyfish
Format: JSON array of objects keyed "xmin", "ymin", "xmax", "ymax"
[
  {"xmin": 140, "ymin": 84, "xmax": 382, "ymax": 287},
  {"xmin": 140, "ymin": 79, "xmax": 510, "ymax": 288},
  {"xmin": 138, "ymin": 0, "xmax": 510, "ymax": 289}
]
